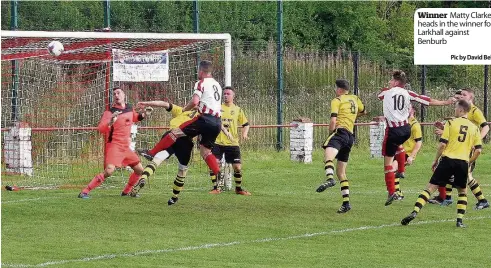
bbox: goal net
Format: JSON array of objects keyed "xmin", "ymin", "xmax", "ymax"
[{"xmin": 1, "ymin": 31, "xmax": 231, "ymax": 191}]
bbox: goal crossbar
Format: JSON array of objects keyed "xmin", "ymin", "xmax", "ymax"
[{"xmin": 1, "ymin": 30, "xmax": 232, "ymax": 86}]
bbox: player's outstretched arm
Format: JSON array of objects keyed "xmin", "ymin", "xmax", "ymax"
[
  {"xmin": 137, "ymin": 101, "xmax": 170, "ymax": 109},
  {"xmin": 428, "ymin": 97, "xmax": 455, "ymax": 106}
]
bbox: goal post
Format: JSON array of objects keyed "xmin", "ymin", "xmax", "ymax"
[{"xmin": 1, "ymin": 30, "xmax": 232, "ymax": 190}]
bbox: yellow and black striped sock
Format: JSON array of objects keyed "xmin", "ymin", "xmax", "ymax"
[
  {"xmin": 141, "ymin": 162, "xmax": 157, "ymax": 181},
  {"xmin": 413, "ymin": 190, "xmax": 431, "ymax": 213},
  {"xmin": 457, "ymin": 193, "xmax": 467, "ymax": 222},
  {"xmin": 395, "ymin": 177, "xmax": 401, "ymax": 194},
  {"xmin": 324, "ymin": 160, "xmax": 335, "ymax": 180},
  {"xmin": 210, "ymin": 171, "xmax": 218, "ymax": 190},
  {"xmin": 340, "ymin": 179, "xmax": 350, "ymax": 205},
  {"xmin": 234, "ymin": 171, "xmax": 243, "ymax": 191},
  {"xmin": 445, "ymin": 184, "xmax": 453, "ymax": 200},
  {"xmin": 172, "ymin": 175, "xmax": 185, "ymax": 199},
  {"xmin": 468, "ymin": 179, "xmax": 485, "ymax": 201}
]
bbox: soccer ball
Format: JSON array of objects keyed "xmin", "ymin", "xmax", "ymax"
[{"xmin": 47, "ymin": 41, "xmax": 64, "ymax": 56}]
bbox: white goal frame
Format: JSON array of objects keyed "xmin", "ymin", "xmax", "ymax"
[{"xmin": 1, "ymin": 30, "xmax": 232, "ymax": 87}]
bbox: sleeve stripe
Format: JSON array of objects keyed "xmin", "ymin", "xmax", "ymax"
[
  {"xmin": 377, "ymin": 88, "xmax": 388, "ymax": 100},
  {"xmin": 330, "ymin": 113, "xmax": 338, "ymax": 118},
  {"xmin": 480, "ymin": 122, "xmax": 488, "ymax": 128},
  {"xmin": 414, "ymin": 138, "xmax": 422, "ymax": 142},
  {"xmin": 439, "ymin": 138, "xmax": 448, "ymax": 144},
  {"xmin": 377, "ymin": 90, "xmax": 386, "ymax": 100},
  {"xmin": 197, "ymin": 80, "xmax": 204, "ymax": 92},
  {"xmin": 475, "ymin": 145, "xmax": 482, "ymax": 149},
  {"xmin": 408, "ymin": 90, "xmax": 431, "ymax": 104},
  {"xmin": 242, "ymin": 122, "xmax": 249, "ymax": 127},
  {"xmin": 166, "ymin": 103, "xmax": 173, "ymax": 112}
]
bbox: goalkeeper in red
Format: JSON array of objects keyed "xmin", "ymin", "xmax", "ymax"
[
  {"xmin": 316, "ymin": 79, "xmax": 366, "ymax": 213},
  {"xmin": 78, "ymin": 87, "xmax": 152, "ymax": 199}
]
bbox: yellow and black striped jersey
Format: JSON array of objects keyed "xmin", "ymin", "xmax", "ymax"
[
  {"xmin": 467, "ymin": 104, "xmax": 488, "ymax": 129},
  {"xmin": 402, "ymin": 117, "xmax": 423, "ymax": 158},
  {"xmin": 330, "ymin": 94, "xmax": 365, "ymax": 133},
  {"xmin": 440, "ymin": 117, "xmax": 482, "ymax": 161},
  {"xmin": 167, "ymin": 104, "xmax": 198, "ymax": 129},
  {"xmin": 215, "ymin": 104, "xmax": 248, "ymax": 146}
]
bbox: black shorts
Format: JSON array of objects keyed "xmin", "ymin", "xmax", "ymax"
[
  {"xmin": 322, "ymin": 128, "xmax": 354, "ymax": 162},
  {"xmin": 382, "ymin": 125, "xmax": 411, "ymax": 157},
  {"xmin": 179, "ymin": 114, "xmax": 221, "ymax": 149},
  {"xmin": 160, "ymin": 131, "xmax": 194, "ymax": 166},
  {"xmin": 212, "ymin": 145, "xmax": 241, "ymax": 164},
  {"xmin": 430, "ymin": 157, "xmax": 468, "ymax": 189}
]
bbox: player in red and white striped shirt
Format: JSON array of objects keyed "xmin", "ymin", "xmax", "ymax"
[
  {"xmin": 138, "ymin": 61, "xmax": 223, "ymax": 205},
  {"xmin": 378, "ymin": 70, "xmax": 454, "ymax": 206}
]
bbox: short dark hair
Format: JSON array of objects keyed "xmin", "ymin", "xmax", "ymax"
[
  {"xmin": 392, "ymin": 70, "xmax": 407, "ymax": 85},
  {"xmin": 335, "ymin": 79, "xmax": 350, "ymax": 91},
  {"xmin": 461, "ymin": 88, "xmax": 474, "ymax": 94},
  {"xmin": 457, "ymin": 99, "xmax": 471, "ymax": 113},
  {"xmin": 454, "ymin": 90, "xmax": 462, "ymax": 95},
  {"xmin": 224, "ymin": 86, "xmax": 233, "ymax": 91},
  {"xmin": 112, "ymin": 87, "xmax": 123, "ymax": 91},
  {"xmin": 199, "ymin": 60, "xmax": 213, "ymax": 73}
]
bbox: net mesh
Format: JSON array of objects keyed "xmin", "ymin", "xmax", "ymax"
[{"xmin": 1, "ymin": 35, "xmax": 226, "ymax": 191}]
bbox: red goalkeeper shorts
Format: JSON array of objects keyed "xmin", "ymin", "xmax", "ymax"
[{"xmin": 104, "ymin": 143, "xmax": 140, "ymax": 168}]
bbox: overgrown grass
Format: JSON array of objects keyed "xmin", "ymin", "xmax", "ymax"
[{"xmin": 2, "ymin": 145, "xmax": 490, "ymax": 267}]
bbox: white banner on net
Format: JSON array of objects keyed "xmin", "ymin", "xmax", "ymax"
[{"xmin": 112, "ymin": 49, "xmax": 169, "ymax": 81}]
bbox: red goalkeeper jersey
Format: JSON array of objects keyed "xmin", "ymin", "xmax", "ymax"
[{"xmin": 98, "ymin": 103, "xmax": 141, "ymax": 147}]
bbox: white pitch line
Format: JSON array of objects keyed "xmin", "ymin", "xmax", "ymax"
[
  {"xmin": 2, "ymin": 215, "xmax": 490, "ymax": 268},
  {"xmin": 3, "ymin": 185, "xmax": 490, "ymax": 204},
  {"xmin": 0, "ymin": 188, "xmax": 421, "ymax": 204},
  {"xmin": 1, "ymin": 197, "xmax": 61, "ymax": 204}
]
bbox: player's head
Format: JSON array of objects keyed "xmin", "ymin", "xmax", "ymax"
[
  {"xmin": 455, "ymin": 99, "xmax": 471, "ymax": 117},
  {"xmin": 460, "ymin": 88, "xmax": 474, "ymax": 103},
  {"xmin": 223, "ymin": 86, "xmax": 235, "ymax": 104},
  {"xmin": 335, "ymin": 79, "xmax": 350, "ymax": 96},
  {"xmin": 112, "ymin": 87, "xmax": 125, "ymax": 105},
  {"xmin": 198, "ymin": 60, "xmax": 213, "ymax": 79},
  {"xmin": 454, "ymin": 89, "xmax": 463, "ymax": 100},
  {"xmin": 389, "ymin": 70, "xmax": 407, "ymax": 88}
]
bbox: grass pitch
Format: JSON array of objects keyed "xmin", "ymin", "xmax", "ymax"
[{"xmin": 2, "ymin": 145, "xmax": 491, "ymax": 267}]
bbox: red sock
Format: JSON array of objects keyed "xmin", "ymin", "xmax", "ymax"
[
  {"xmin": 204, "ymin": 153, "xmax": 220, "ymax": 175},
  {"xmin": 438, "ymin": 186, "xmax": 446, "ymax": 200},
  {"xmin": 395, "ymin": 153, "xmax": 406, "ymax": 173},
  {"xmin": 149, "ymin": 133, "xmax": 177, "ymax": 156},
  {"xmin": 122, "ymin": 172, "xmax": 141, "ymax": 194},
  {"xmin": 82, "ymin": 173, "xmax": 105, "ymax": 194},
  {"xmin": 384, "ymin": 165, "xmax": 396, "ymax": 195}
]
